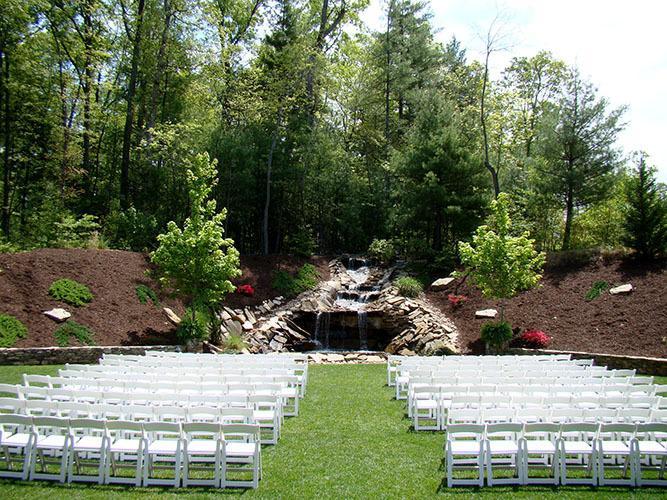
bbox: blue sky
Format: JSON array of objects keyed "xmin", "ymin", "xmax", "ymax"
[{"xmin": 362, "ymin": 0, "xmax": 667, "ymax": 182}]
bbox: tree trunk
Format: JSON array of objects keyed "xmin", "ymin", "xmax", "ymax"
[
  {"xmin": 1, "ymin": 50, "xmax": 11, "ymax": 237},
  {"xmin": 262, "ymin": 119, "xmax": 280, "ymax": 255},
  {"xmin": 480, "ymin": 50, "xmax": 500, "ymax": 197},
  {"xmin": 146, "ymin": 0, "xmax": 172, "ymax": 135},
  {"xmin": 120, "ymin": 0, "xmax": 146, "ymax": 210},
  {"xmin": 562, "ymin": 185, "xmax": 574, "ymax": 251},
  {"xmin": 383, "ymin": 1, "xmax": 392, "ymax": 143},
  {"xmin": 81, "ymin": 3, "xmax": 94, "ymax": 185}
]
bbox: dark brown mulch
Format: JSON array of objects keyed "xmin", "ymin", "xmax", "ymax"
[
  {"xmin": 224, "ymin": 255, "xmax": 331, "ymax": 309},
  {"xmin": 427, "ymin": 258, "xmax": 667, "ymax": 358},
  {"xmin": 0, "ymin": 248, "xmax": 184, "ymax": 347}
]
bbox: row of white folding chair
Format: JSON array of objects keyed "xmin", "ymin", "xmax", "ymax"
[
  {"xmin": 14, "ymin": 387, "xmax": 297, "ymax": 417},
  {"xmin": 99, "ymin": 356, "xmax": 306, "ymax": 369},
  {"xmin": 141, "ymin": 350, "xmax": 308, "ymax": 363},
  {"xmin": 413, "ymin": 395, "xmax": 662, "ymax": 431},
  {"xmin": 70, "ymin": 364, "xmax": 305, "ymax": 378},
  {"xmin": 445, "ymin": 422, "xmax": 667, "ymax": 487},
  {"xmin": 0, "ymin": 414, "xmax": 261, "ymax": 488},
  {"xmin": 0, "ymin": 398, "xmax": 280, "ymax": 445}
]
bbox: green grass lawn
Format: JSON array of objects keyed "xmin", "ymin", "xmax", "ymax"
[{"xmin": 0, "ymin": 364, "xmax": 664, "ymax": 499}]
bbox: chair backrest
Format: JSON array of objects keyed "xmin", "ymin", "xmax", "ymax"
[
  {"xmin": 32, "ymin": 415, "xmax": 70, "ymax": 433},
  {"xmin": 0, "ymin": 383, "xmax": 22, "ymax": 399},
  {"xmin": 106, "ymin": 419, "xmax": 143, "ymax": 434},
  {"xmin": 182, "ymin": 421, "xmax": 223, "ymax": 440},
  {"xmin": 0, "ymin": 413, "xmax": 33, "ymax": 429},
  {"xmin": 0, "ymin": 397, "xmax": 25, "ymax": 413},
  {"xmin": 222, "ymin": 423, "xmax": 260, "ymax": 442},
  {"xmin": 446, "ymin": 423, "xmax": 485, "ymax": 439},
  {"xmin": 597, "ymin": 422, "xmax": 636, "ymax": 441},
  {"xmin": 485, "ymin": 422, "xmax": 522, "ymax": 438},
  {"xmin": 634, "ymin": 422, "xmax": 667, "ymax": 438},
  {"xmin": 559, "ymin": 422, "xmax": 598, "ymax": 440},
  {"xmin": 142, "ymin": 421, "xmax": 182, "ymax": 437},
  {"xmin": 523, "ymin": 422, "xmax": 560, "ymax": 438}
]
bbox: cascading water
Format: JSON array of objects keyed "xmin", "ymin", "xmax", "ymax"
[
  {"xmin": 358, "ymin": 311, "xmax": 368, "ymax": 350},
  {"xmin": 313, "ymin": 311, "xmax": 322, "ymax": 345}
]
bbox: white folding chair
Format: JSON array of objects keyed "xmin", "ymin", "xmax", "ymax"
[
  {"xmin": 143, "ymin": 421, "xmax": 183, "ymax": 487},
  {"xmin": 485, "ymin": 423, "xmax": 522, "ymax": 486},
  {"xmin": 521, "ymin": 422, "xmax": 559, "ymax": 485},
  {"xmin": 597, "ymin": 422, "xmax": 636, "ymax": 486},
  {"xmin": 29, "ymin": 416, "xmax": 72, "ymax": 482},
  {"xmin": 633, "ymin": 422, "xmax": 667, "ymax": 487},
  {"xmin": 222, "ymin": 424, "xmax": 261, "ymax": 489},
  {"xmin": 105, "ymin": 420, "xmax": 145, "ymax": 486},
  {"xmin": 67, "ymin": 418, "xmax": 108, "ymax": 484},
  {"xmin": 558, "ymin": 422, "xmax": 598, "ymax": 486},
  {"xmin": 444, "ymin": 424, "xmax": 485, "ymax": 487},
  {"xmin": 0, "ymin": 414, "xmax": 34, "ymax": 479},
  {"xmin": 182, "ymin": 422, "xmax": 225, "ymax": 488}
]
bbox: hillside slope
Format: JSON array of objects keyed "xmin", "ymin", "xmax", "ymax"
[{"xmin": 428, "ymin": 257, "xmax": 667, "ymax": 357}]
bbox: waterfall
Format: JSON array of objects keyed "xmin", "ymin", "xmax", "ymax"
[
  {"xmin": 313, "ymin": 311, "xmax": 322, "ymax": 344},
  {"xmin": 358, "ymin": 311, "xmax": 368, "ymax": 350},
  {"xmin": 323, "ymin": 312, "xmax": 331, "ymax": 349}
]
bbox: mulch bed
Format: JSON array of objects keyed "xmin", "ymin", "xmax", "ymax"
[
  {"xmin": 427, "ymin": 257, "xmax": 667, "ymax": 358},
  {"xmin": 0, "ymin": 248, "xmax": 183, "ymax": 347}
]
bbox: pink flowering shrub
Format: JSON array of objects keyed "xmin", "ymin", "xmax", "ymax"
[
  {"xmin": 447, "ymin": 294, "xmax": 467, "ymax": 308},
  {"xmin": 515, "ymin": 329, "xmax": 551, "ymax": 349},
  {"xmin": 236, "ymin": 284, "xmax": 255, "ymax": 297}
]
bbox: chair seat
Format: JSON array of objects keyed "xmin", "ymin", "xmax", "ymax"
[
  {"xmin": 72, "ymin": 435, "xmax": 105, "ymax": 451},
  {"xmin": 448, "ymin": 441, "xmax": 482, "ymax": 455},
  {"xmin": 36, "ymin": 435, "xmax": 68, "ymax": 449},
  {"xmin": 416, "ymin": 400, "xmax": 437, "ymax": 410},
  {"xmin": 226, "ymin": 442, "xmax": 256, "ymax": 457},
  {"xmin": 0, "ymin": 433, "xmax": 31, "ymax": 447},
  {"xmin": 186, "ymin": 440, "xmax": 219, "ymax": 455},
  {"xmin": 599, "ymin": 441, "xmax": 631, "ymax": 454},
  {"xmin": 488, "ymin": 441, "xmax": 519, "ymax": 455},
  {"xmin": 637, "ymin": 441, "xmax": 667, "ymax": 454},
  {"xmin": 253, "ymin": 410, "xmax": 275, "ymax": 420},
  {"xmin": 147, "ymin": 440, "xmax": 180, "ymax": 454},
  {"xmin": 109, "ymin": 439, "xmax": 143, "ymax": 453},
  {"xmin": 562, "ymin": 441, "xmax": 593, "ymax": 454},
  {"xmin": 525, "ymin": 441, "xmax": 556, "ymax": 454}
]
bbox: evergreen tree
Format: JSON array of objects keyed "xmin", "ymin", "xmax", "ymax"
[{"xmin": 624, "ymin": 154, "xmax": 667, "ymax": 260}]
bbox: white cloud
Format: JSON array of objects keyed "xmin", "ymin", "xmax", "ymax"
[{"xmin": 362, "ymin": 0, "xmax": 667, "ymax": 181}]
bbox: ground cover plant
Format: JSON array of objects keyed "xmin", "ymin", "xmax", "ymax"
[
  {"xmin": 0, "ymin": 363, "xmax": 665, "ymax": 498},
  {"xmin": 48, "ymin": 278, "xmax": 94, "ymax": 307},
  {"xmin": 0, "ymin": 314, "xmax": 27, "ymax": 347},
  {"xmin": 53, "ymin": 321, "xmax": 95, "ymax": 347},
  {"xmin": 135, "ymin": 284, "xmax": 159, "ymax": 306},
  {"xmin": 272, "ymin": 263, "xmax": 318, "ymax": 298},
  {"xmin": 586, "ymin": 280, "xmax": 610, "ymax": 301},
  {"xmin": 395, "ymin": 276, "xmax": 423, "ymax": 298}
]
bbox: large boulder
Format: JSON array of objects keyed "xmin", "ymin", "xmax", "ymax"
[
  {"xmin": 430, "ymin": 277, "xmax": 455, "ymax": 291},
  {"xmin": 609, "ymin": 284, "xmax": 633, "ymax": 295}
]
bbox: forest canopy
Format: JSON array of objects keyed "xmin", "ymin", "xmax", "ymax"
[{"xmin": 0, "ymin": 0, "xmax": 664, "ymax": 266}]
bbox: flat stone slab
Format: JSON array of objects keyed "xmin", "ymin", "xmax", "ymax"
[
  {"xmin": 610, "ymin": 284, "xmax": 633, "ymax": 295},
  {"xmin": 475, "ymin": 308, "xmax": 498, "ymax": 319},
  {"xmin": 43, "ymin": 308, "xmax": 71, "ymax": 322},
  {"xmin": 163, "ymin": 307, "xmax": 181, "ymax": 325},
  {"xmin": 430, "ymin": 277, "xmax": 455, "ymax": 291}
]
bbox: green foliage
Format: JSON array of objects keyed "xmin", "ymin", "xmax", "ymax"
[
  {"xmin": 48, "ymin": 278, "xmax": 93, "ymax": 307},
  {"xmin": 151, "ymin": 152, "xmax": 241, "ymax": 314},
  {"xmin": 272, "ymin": 263, "xmax": 319, "ymax": 298},
  {"xmin": 585, "ymin": 280, "xmax": 609, "ymax": 301},
  {"xmin": 222, "ymin": 333, "xmax": 248, "ymax": 353},
  {"xmin": 368, "ymin": 239, "xmax": 396, "ymax": 265},
  {"xmin": 176, "ymin": 307, "xmax": 210, "ymax": 344},
  {"xmin": 480, "ymin": 321, "xmax": 514, "ymax": 351},
  {"xmin": 0, "ymin": 314, "xmax": 28, "ymax": 347},
  {"xmin": 54, "ymin": 214, "xmax": 103, "ymax": 249},
  {"xmin": 395, "ymin": 276, "xmax": 423, "ymax": 298},
  {"xmin": 459, "ymin": 193, "xmax": 545, "ymax": 310},
  {"xmin": 283, "ymin": 227, "xmax": 316, "ymax": 258},
  {"xmin": 106, "ymin": 208, "xmax": 159, "ymax": 252},
  {"xmin": 53, "ymin": 321, "xmax": 95, "ymax": 347},
  {"xmin": 623, "ymin": 155, "xmax": 667, "ymax": 260},
  {"xmin": 135, "ymin": 284, "xmax": 159, "ymax": 306}
]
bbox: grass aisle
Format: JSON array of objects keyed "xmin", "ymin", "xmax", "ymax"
[{"xmin": 0, "ymin": 364, "xmax": 665, "ymax": 498}]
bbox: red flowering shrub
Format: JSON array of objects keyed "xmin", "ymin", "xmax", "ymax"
[
  {"xmin": 236, "ymin": 284, "xmax": 255, "ymax": 297},
  {"xmin": 516, "ymin": 329, "xmax": 551, "ymax": 349},
  {"xmin": 447, "ymin": 294, "xmax": 467, "ymax": 308}
]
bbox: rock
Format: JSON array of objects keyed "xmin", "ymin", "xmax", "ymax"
[
  {"xmin": 326, "ymin": 353, "xmax": 345, "ymax": 363},
  {"xmin": 269, "ymin": 339, "xmax": 284, "ymax": 351},
  {"xmin": 244, "ymin": 308, "xmax": 256, "ymax": 323},
  {"xmin": 163, "ymin": 307, "xmax": 181, "ymax": 325},
  {"xmin": 219, "ymin": 310, "xmax": 231, "ymax": 321},
  {"xmin": 364, "ymin": 355, "xmax": 384, "ymax": 364},
  {"xmin": 430, "ymin": 277, "xmax": 455, "ymax": 291},
  {"xmin": 225, "ymin": 320, "xmax": 242, "ymax": 335},
  {"xmin": 242, "ymin": 321, "xmax": 254, "ymax": 331},
  {"xmin": 610, "ymin": 284, "xmax": 633, "ymax": 295},
  {"xmin": 273, "ymin": 334, "xmax": 287, "ymax": 344},
  {"xmin": 475, "ymin": 308, "xmax": 498, "ymax": 319},
  {"xmin": 423, "ymin": 339, "xmax": 456, "ymax": 356},
  {"xmin": 398, "ymin": 348, "xmax": 416, "ymax": 356},
  {"xmin": 43, "ymin": 308, "xmax": 71, "ymax": 323}
]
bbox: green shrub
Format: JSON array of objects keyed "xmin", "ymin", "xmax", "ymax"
[
  {"xmin": 135, "ymin": 284, "xmax": 160, "ymax": 306},
  {"xmin": 222, "ymin": 333, "xmax": 248, "ymax": 353},
  {"xmin": 368, "ymin": 239, "xmax": 396, "ymax": 265},
  {"xmin": 272, "ymin": 263, "xmax": 319, "ymax": 298},
  {"xmin": 49, "ymin": 278, "xmax": 93, "ymax": 307},
  {"xmin": 0, "ymin": 313, "xmax": 28, "ymax": 347},
  {"xmin": 105, "ymin": 208, "xmax": 159, "ymax": 252},
  {"xmin": 480, "ymin": 321, "xmax": 513, "ymax": 352},
  {"xmin": 54, "ymin": 321, "xmax": 95, "ymax": 347},
  {"xmin": 585, "ymin": 280, "xmax": 609, "ymax": 301},
  {"xmin": 54, "ymin": 214, "xmax": 103, "ymax": 248},
  {"xmin": 284, "ymin": 227, "xmax": 317, "ymax": 258},
  {"xmin": 176, "ymin": 307, "xmax": 210, "ymax": 343},
  {"xmin": 395, "ymin": 276, "xmax": 423, "ymax": 298}
]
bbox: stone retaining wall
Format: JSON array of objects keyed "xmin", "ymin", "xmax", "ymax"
[
  {"xmin": 0, "ymin": 345, "xmax": 181, "ymax": 365},
  {"xmin": 509, "ymin": 348, "xmax": 667, "ymax": 376}
]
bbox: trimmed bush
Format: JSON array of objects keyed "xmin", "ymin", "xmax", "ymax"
[
  {"xmin": 272, "ymin": 263, "xmax": 319, "ymax": 298},
  {"xmin": 176, "ymin": 307, "xmax": 210, "ymax": 343},
  {"xmin": 395, "ymin": 276, "xmax": 423, "ymax": 298},
  {"xmin": 585, "ymin": 280, "xmax": 609, "ymax": 301},
  {"xmin": 480, "ymin": 321, "xmax": 513, "ymax": 352},
  {"xmin": 54, "ymin": 321, "xmax": 95, "ymax": 347},
  {"xmin": 135, "ymin": 284, "xmax": 160, "ymax": 306},
  {"xmin": 49, "ymin": 278, "xmax": 93, "ymax": 307},
  {"xmin": 0, "ymin": 313, "xmax": 28, "ymax": 347}
]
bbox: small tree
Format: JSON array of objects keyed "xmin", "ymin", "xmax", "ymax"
[
  {"xmin": 459, "ymin": 193, "xmax": 545, "ymax": 350},
  {"xmin": 151, "ymin": 153, "xmax": 241, "ymax": 344},
  {"xmin": 623, "ymin": 154, "xmax": 667, "ymax": 260}
]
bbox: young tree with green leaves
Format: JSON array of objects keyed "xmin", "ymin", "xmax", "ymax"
[
  {"xmin": 151, "ymin": 152, "xmax": 241, "ymax": 344},
  {"xmin": 623, "ymin": 153, "xmax": 667, "ymax": 260},
  {"xmin": 459, "ymin": 193, "xmax": 545, "ymax": 350}
]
